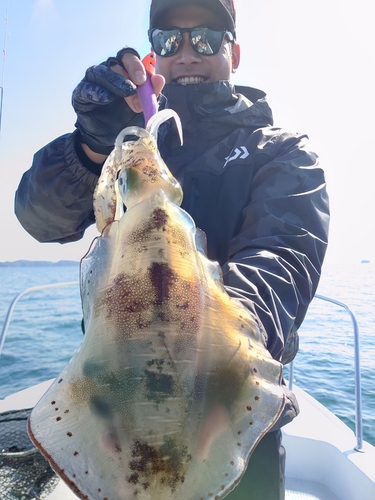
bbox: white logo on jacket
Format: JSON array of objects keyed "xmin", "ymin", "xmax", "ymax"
[{"xmin": 223, "ymin": 146, "xmax": 249, "ymax": 168}]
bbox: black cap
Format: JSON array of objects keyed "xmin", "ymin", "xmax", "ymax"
[{"xmin": 149, "ymin": 0, "xmax": 236, "ymax": 38}]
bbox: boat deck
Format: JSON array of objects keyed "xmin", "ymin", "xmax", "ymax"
[
  {"xmin": 282, "ymin": 385, "xmax": 375, "ymax": 500},
  {"xmin": 286, "ymin": 477, "xmax": 339, "ymax": 500},
  {"xmin": 43, "ymin": 476, "xmax": 339, "ymax": 500},
  {"xmin": 42, "ymin": 476, "xmax": 340, "ymax": 500}
]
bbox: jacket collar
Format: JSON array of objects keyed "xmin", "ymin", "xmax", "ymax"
[
  {"xmin": 157, "ymin": 81, "xmax": 274, "ymax": 170},
  {"xmin": 161, "ymin": 80, "xmax": 273, "ymax": 129}
]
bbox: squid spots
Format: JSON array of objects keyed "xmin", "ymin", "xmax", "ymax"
[
  {"xmin": 149, "ymin": 262, "xmax": 176, "ymax": 305},
  {"xmin": 127, "ymin": 437, "xmax": 191, "ymax": 493},
  {"xmin": 144, "ymin": 369, "xmax": 176, "ymax": 404}
]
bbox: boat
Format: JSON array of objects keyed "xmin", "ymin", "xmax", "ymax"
[{"xmin": 1, "ymin": 284, "xmax": 374, "ymax": 500}]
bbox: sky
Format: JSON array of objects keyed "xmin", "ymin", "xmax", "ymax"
[{"xmin": 0, "ymin": 0, "xmax": 374, "ymax": 265}]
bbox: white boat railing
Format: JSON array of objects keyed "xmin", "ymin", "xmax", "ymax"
[
  {"xmin": 0, "ymin": 281, "xmax": 79, "ymax": 356},
  {"xmin": 0, "ymin": 284, "xmax": 364, "ymax": 452},
  {"xmin": 288, "ymin": 293, "xmax": 363, "ymax": 452}
]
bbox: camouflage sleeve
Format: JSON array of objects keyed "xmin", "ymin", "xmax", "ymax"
[
  {"xmin": 14, "ymin": 131, "xmax": 99, "ymax": 243},
  {"xmin": 222, "ymin": 131, "xmax": 330, "ymax": 362}
]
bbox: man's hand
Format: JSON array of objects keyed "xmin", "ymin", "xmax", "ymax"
[
  {"xmin": 72, "ymin": 48, "xmax": 165, "ymax": 161},
  {"xmin": 112, "ymin": 49, "xmax": 164, "ymax": 114}
]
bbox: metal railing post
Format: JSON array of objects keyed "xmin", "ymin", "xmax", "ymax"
[
  {"xmin": 287, "ymin": 293, "xmax": 363, "ymax": 452},
  {"xmin": 0, "ymin": 282, "xmax": 79, "ymax": 357}
]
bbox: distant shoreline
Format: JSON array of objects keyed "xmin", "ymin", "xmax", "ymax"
[{"xmin": 0, "ymin": 260, "xmax": 79, "ymax": 267}]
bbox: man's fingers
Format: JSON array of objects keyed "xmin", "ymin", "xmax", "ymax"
[
  {"xmin": 151, "ymin": 74, "xmax": 165, "ymax": 97},
  {"xmin": 124, "ymin": 74, "xmax": 165, "ymax": 114},
  {"xmin": 110, "ymin": 52, "xmax": 166, "ymax": 115},
  {"xmin": 119, "ymin": 52, "xmax": 147, "ymax": 86},
  {"xmin": 118, "ymin": 53, "xmax": 165, "ymax": 95},
  {"xmin": 120, "ymin": 59, "xmax": 165, "ymax": 114},
  {"xmin": 124, "ymin": 94, "xmax": 142, "ymax": 114},
  {"xmin": 85, "ymin": 64, "xmax": 137, "ymax": 98},
  {"xmin": 110, "ymin": 54, "xmax": 145, "ymax": 112}
]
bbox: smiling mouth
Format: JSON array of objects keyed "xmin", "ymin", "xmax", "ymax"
[{"xmin": 175, "ymin": 76, "xmax": 207, "ymax": 85}]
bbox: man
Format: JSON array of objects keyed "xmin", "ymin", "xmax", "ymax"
[{"xmin": 15, "ymin": 0, "xmax": 329, "ymax": 498}]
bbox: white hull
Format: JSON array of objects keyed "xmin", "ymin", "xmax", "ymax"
[{"xmin": 283, "ymin": 385, "xmax": 375, "ymax": 500}]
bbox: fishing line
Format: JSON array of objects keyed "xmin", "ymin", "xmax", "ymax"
[{"xmin": 0, "ymin": 0, "xmax": 10, "ymax": 141}]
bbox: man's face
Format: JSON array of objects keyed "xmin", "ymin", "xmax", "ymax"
[{"xmin": 154, "ymin": 5, "xmax": 240, "ymax": 85}]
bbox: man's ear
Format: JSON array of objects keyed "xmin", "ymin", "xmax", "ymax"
[{"xmin": 232, "ymin": 42, "xmax": 240, "ymax": 71}]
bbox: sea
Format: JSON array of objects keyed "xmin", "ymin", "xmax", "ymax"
[{"xmin": 0, "ymin": 261, "xmax": 374, "ymax": 446}]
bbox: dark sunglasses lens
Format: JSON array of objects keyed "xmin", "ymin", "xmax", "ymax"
[
  {"xmin": 151, "ymin": 29, "xmax": 181, "ymax": 56},
  {"xmin": 190, "ymin": 28, "xmax": 224, "ymax": 55}
]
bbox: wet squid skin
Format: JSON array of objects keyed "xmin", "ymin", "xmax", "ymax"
[{"xmin": 28, "ymin": 111, "xmax": 285, "ymax": 500}]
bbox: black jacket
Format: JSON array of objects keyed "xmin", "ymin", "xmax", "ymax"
[{"xmin": 15, "ymin": 82, "xmax": 329, "ymax": 423}]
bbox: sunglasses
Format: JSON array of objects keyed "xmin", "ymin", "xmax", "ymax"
[{"xmin": 148, "ymin": 25, "xmax": 234, "ymax": 57}]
